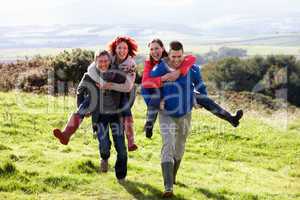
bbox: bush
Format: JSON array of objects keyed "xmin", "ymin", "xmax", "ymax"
[
  {"xmin": 195, "ymin": 47, "xmax": 248, "ymax": 64},
  {"xmin": 51, "ymin": 48, "xmax": 94, "ymax": 82},
  {"xmin": 0, "ymin": 49, "xmax": 95, "ymax": 94},
  {"xmin": 0, "ymin": 56, "xmax": 51, "ymax": 91},
  {"xmin": 17, "ymin": 68, "xmax": 49, "ymax": 93},
  {"xmin": 50, "ymin": 48, "xmax": 94, "ymax": 94},
  {"xmin": 206, "ymin": 55, "xmax": 300, "ymax": 106}
]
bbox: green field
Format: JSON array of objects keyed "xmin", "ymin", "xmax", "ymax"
[{"xmin": 0, "ymin": 91, "xmax": 300, "ymax": 200}]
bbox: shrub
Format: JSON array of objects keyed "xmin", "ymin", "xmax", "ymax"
[
  {"xmin": 51, "ymin": 48, "xmax": 94, "ymax": 82},
  {"xmin": 206, "ymin": 55, "xmax": 300, "ymax": 106},
  {"xmin": 17, "ymin": 68, "xmax": 49, "ymax": 92},
  {"xmin": 50, "ymin": 48, "xmax": 94, "ymax": 94},
  {"xmin": 0, "ymin": 56, "xmax": 51, "ymax": 91}
]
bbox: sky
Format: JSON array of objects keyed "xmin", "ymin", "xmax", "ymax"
[{"xmin": 1, "ymin": 0, "xmax": 300, "ymax": 26}]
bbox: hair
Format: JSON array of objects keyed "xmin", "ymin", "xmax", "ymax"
[
  {"xmin": 108, "ymin": 36, "xmax": 138, "ymax": 58},
  {"xmin": 169, "ymin": 40, "xmax": 184, "ymax": 52},
  {"xmin": 148, "ymin": 38, "xmax": 168, "ymax": 65},
  {"xmin": 94, "ymin": 50, "xmax": 111, "ymax": 61}
]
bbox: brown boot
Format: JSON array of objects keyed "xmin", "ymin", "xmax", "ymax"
[
  {"xmin": 100, "ymin": 159, "xmax": 108, "ymax": 173},
  {"xmin": 53, "ymin": 113, "xmax": 82, "ymax": 145},
  {"xmin": 162, "ymin": 190, "xmax": 173, "ymax": 198},
  {"xmin": 123, "ymin": 116, "xmax": 138, "ymax": 151}
]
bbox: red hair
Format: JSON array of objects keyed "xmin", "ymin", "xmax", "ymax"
[{"xmin": 108, "ymin": 36, "xmax": 138, "ymax": 57}]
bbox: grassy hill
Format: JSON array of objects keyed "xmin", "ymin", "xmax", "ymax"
[{"xmin": 0, "ymin": 91, "xmax": 300, "ymax": 200}]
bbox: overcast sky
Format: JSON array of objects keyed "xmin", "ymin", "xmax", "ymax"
[{"xmin": 1, "ymin": 0, "xmax": 300, "ymax": 26}]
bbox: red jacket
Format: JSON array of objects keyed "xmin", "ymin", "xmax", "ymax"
[{"xmin": 141, "ymin": 55, "xmax": 196, "ymax": 88}]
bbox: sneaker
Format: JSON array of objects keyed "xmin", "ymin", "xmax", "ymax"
[
  {"xmin": 162, "ymin": 190, "xmax": 173, "ymax": 198},
  {"xmin": 100, "ymin": 159, "xmax": 108, "ymax": 173}
]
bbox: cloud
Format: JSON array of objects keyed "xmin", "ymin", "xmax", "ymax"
[{"xmin": 1, "ymin": 0, "xmax": 299, "ymax": 26}]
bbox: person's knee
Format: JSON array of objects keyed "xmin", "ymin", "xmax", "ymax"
[{"xmin": 111, "ymin": 123, "xmax": 123, "ymax": 136}]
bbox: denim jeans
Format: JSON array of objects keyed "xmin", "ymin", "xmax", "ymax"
[
  {"xmin": 146, "ymin": 106, "xmax": 159, "ymax": 124},
  {"xmin": 76, "ymin": 96, "xmax": 90, "ymax": 119},
  {"xmin": 96, "ymin": 114, "xmax": 127, "ymax": 179},
  {"xmin": 195, "ymin": 94, "xmax": 231, "ymax": 119},
  {"xmin": 143, "ymin": 87, "xmax": 161, "ymax": 127}
]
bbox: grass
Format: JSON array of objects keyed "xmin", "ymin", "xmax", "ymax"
[{"xmin": 0, "ymin": 91, "xmax": 299, "ymax": 199}]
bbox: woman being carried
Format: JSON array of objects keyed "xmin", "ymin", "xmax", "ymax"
[
  {"xmin": 141, "ymin": 39, "xmax": 243, "ymax": 138},
  {"xmin": 88, "ymin": 36, "xmax": 138, "ymax": 151},
  {"xmin": 53, "ymin": 36, "xmax": 138, "ymax": 152}
]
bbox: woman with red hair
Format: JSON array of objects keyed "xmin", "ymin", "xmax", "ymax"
[
  {"xmin": 108, "ymin": 36, "xmax": 138, "ymax": 152},
  {"xmin": 89, "ymin": 36, "xmax": 139, "ymax": 152},
  {"xmin": 108, "ymin": 36, "xmax": 138, "ymax": 58}
]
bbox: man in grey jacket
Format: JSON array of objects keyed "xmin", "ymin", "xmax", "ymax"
[{"xmin": 77, "ymin": 50, "xmax": 128, "ymax": 181}]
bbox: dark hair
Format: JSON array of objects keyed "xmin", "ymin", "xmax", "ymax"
[
  {"xmin": 108, "ymin": 36, "xmax": 138, "ymax": 58},
  {"xmin": 95, "ymin": 50, "xmax": 110, "ymax": 61},
  {"xmin": 148, "ymin": 38, "xmax": 168, "ymax": 65},
  {"xmin": 169, "ymin": 40, "xmax": 184, "ymax": 52}
]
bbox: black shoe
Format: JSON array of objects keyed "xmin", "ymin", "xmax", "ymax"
[
  {"xmin": 144, "ymin": 121, "xmax": 154, "ymax": 138},
  {"xmin": 231, "ymin": 110, "xmax": 243, "ymax": 127}
]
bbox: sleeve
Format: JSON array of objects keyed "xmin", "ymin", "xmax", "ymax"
[
  {"xmin": 141, "ymin": 60, "xmax": 162, "ymax": 88},
  {"xmin": 150, "ymin": 61, "xmax": 168, "ymax": 77},
  {"xmin": 180, "ymin": 55, "xmax": 196, "ymax": 76},
  {"xmin": 191, "ymin": 65, "xmax": 208, "ymax": 95},
  {"xmin": 109, "ymin": 73, "xmax": 136, "ymax": 93}
]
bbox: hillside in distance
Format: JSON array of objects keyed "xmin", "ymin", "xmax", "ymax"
[{"xmin": 1, "ymin": 14, "xmax": 300, "ymax": 49}]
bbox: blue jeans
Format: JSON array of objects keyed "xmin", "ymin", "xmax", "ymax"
[
  {"xmin": 146, "ymin": 93, "xmax": 231, "ymax": 126},
  {"xmin": 141, "ymin": 87, "xmax": 161, "ymax": 126},
  {"xmin": 96, "ymin": 114, "xmax": 127, "ymax": 179},
  {"xmin": 146, "ymin": 106, "xmax": 159, "ymax": 124},
  {"xmin": 195, "ymin": 94, "xmax": 232, "ymax": 120},
  {"xmin": 120, "ymin": 94, "xmax": 132, "ymax": 117},
  {"xmin": 76, "ymin": 96, "xmax": 90, "ymax": 119}
]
